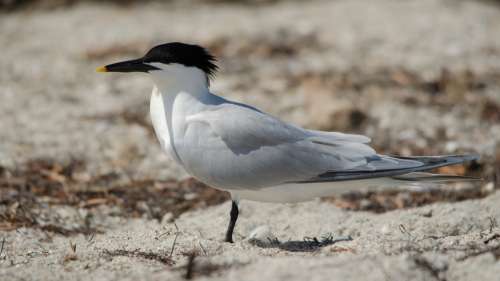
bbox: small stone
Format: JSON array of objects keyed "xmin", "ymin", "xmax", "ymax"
[
  {"xmin": 380, "ymin": 224, "xmax": 392, "ymax": 235},
  {"xmin": 161, "ymin": 212, "xmax": 174, "ymax": 225},
  {"xmin": 184, "ymin": 193, "xmax": 198, "ymax": 200},
  {"xmin": 248, "ymin": 225, "xmax": 277, "ymax": 246},
  {"xmin": 445, "ymin": 141, "xmax": 458, "ymax": 153},
  {"xmin": 484, "ymin": 182, "xmax": 494, "ymax": 192}
]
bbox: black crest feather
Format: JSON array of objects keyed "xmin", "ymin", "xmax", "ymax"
[{"xmin": 142, "ymin": 42, "xmax": 218, "ymax": 78}]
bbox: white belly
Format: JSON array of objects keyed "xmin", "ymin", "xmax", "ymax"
[{"xmin": 229, "ymin": 177, "xmax": 401, "ymax": 203}]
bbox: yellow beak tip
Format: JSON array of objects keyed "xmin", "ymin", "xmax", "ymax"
[{"xmin": 96, "ymin": 66, "xmax": 107, "ymax": 73}]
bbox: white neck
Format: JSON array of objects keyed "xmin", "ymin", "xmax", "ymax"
[
  {"xmin": 148, "ymin": 63, "xmax": 211, "ymax": 167},
  {"xmin": 149, "ymin": 63, "xmax": 209, "ymax": 97}
]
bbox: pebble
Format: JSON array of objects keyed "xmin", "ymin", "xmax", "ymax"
[{"xmin": 248, "ymin": 225, "xmax": 277, "ymax": 245}]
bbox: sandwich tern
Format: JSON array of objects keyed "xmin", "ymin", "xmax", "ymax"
[{"xmin": 97, "ymin": 42, "xmax": 479, "ymax": 243}]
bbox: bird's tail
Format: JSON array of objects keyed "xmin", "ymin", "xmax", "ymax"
[
  {"xmin": 337, "ymin": 154, "xmax": 480, "ymax": 194},
  {"xmin": 392, "ymin": 172, "xmax": 480, "ymax": 182},
  {"xmin": 302, "ymin": 154, "xmax": 480, "ymax": 183},
  {"xmin": 391, "ymin": 154, "xmax": 479, "ymax": 171},
  {"xmin": 256, "ymin": 154, "xmax": 482, "ymax": 203},
  {"xmin": 390, "ymin": 154, "xmax": 480, "ymax": 182}
]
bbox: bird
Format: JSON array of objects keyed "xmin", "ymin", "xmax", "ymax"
[{"xmin": 97, "ymin": 42, "xmax": 479, "ymax": 243}]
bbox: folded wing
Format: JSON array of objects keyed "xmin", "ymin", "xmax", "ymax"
[{"xmin": 185, "ymin": 104, "xmax": 379, "ymax": 188}]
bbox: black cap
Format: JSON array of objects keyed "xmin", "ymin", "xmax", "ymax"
[{"xmin": 97, "ymin": 42, "xmax": 218, "ymax": 78}]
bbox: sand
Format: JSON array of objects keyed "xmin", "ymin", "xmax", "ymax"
[{"xmin": 1, "ymin": 0, "xmax": 499, "ymax": 280}]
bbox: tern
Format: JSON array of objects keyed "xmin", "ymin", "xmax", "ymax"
[{"xmin": 97, "ymin": 42, "xmax": 479, "ymax": 243}]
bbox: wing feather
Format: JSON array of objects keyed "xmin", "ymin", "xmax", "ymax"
[{"xmin": 183, "ymin": 104, "xmax": 377, "ymax": 189}]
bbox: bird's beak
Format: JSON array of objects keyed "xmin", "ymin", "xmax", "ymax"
[{"xmin": 96, "ymin": 59, "xmax": 159, "ymax": 73}]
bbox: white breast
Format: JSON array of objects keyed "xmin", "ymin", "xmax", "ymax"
[{"xmin": 149, "ymin": 86, "xmax": 182, "ymax": 164}]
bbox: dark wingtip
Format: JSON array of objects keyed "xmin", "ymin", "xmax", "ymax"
[
  {"xmin": 442, "ymin": 154, "xmax": 480, "ymax": 165},
  {"xmin": 463, "ymin": 153, "xmax": 480, "ymax": 162},
  {"xmin": 393, "ymin": 173, "xmax": 483, "ymax": 182},
  {"xmin": 394, "ymin": 153, "xmax": 480, "ymax": 164}
]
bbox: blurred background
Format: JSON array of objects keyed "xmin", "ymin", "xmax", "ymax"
[
  {"xmin": 0, "ymin": 0, "xmax": 500, "ymax": 277},
  {"xmin": 0, "ymin": 0, "xmax": 500, "ymax": 280}
]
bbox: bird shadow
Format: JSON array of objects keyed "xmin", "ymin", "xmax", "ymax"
[{"xmin": 249, "ymin": 234, "xmax": 353, "ymax": 252}]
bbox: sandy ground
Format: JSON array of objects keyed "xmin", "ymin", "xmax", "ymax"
[{"xmin": 1, "ymin": 0, "xmax": 500, "ymax": 280}]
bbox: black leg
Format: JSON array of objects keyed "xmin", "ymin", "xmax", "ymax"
[{"xmin": 225, "ymin": 200, "xmax": 239, "ymax": 243}]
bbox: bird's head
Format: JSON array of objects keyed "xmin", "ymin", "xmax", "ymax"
[{"xmin": 96, "ymin": 42, "xmax": 218, "ymax": 87}]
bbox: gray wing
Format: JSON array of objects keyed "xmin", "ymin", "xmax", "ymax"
[
  {"xmin": 296, "ymin": 154, "xmax": 480, "ymax": 183},
  {"xmin": 183, "ymin": 103, "xmax": 423, "ymax": 189}
]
